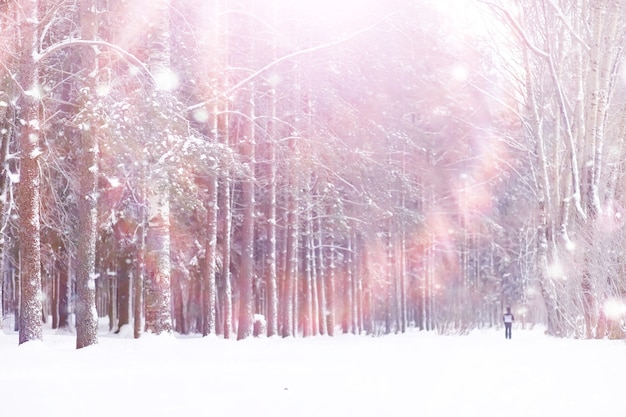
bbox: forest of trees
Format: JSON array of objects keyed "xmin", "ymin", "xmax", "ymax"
[{"xmin": 1, "ymin": 0, "xmax": 625, "ymax": 348}]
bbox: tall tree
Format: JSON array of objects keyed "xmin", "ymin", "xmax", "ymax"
[
  {"xmin": 264, "ymin": 0, "xmax": 280, "ymax": 338},
  {"xmin": 144, "ymin": 0, "xmax": 174, "ymax": 335},
  {"xmin": 199, "ymin": 0, "xmax": 224, "ymax": 337},
  {"xmin": 0, "ymin": 50, "xmax": 13, "ymax": 332},
  {"xmin": 235, "ymin": 84, "xmax": 256, "ymax": 340},
  {"xmin": 75, "ymin": 0, "xmax": 100, "ymax": 349},
  {"xmin": 16, "ymin": 0, "xmax": 43, "ymax": 345}
]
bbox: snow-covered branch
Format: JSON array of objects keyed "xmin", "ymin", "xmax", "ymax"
[{"xmin": 35, "ymin": 38, "xmax": 155, "ymax": 85}]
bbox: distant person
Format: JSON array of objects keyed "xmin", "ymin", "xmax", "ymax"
[{"xmin": 503, "ymin": 307, "xmax": 514, "ymax": 339}]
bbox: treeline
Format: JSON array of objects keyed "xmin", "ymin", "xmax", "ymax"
[{"xmin": 0, "ymin": 0, "xmax": 582, "ymax": 347}]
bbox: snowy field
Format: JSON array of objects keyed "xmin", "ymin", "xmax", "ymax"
[{"xmin": 1, "ymin": 322, "xmax": 625, "ymax": 417}]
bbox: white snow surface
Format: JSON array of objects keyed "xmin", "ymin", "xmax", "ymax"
[{"xmin": 1, "ymin": 321, "xmax": 626, "ymax": 417}]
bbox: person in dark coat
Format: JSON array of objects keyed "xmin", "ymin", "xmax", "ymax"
[{"xmin": 503, "ymin": 307, "xmax": 514, "ymax": 339}]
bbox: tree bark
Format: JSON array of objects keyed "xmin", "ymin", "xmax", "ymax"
[
  {"xmin": 75, "ymin": 0, "xmax": 100, "ymax": 349},
  {"xmin": 144, "ymin": 193, "xmax": 173, "ymax": 334},
  {"xmin": 58, "ymin": 250, "xmax": 70, "ymax": 329},
  {"xmin": 315, "ymin": 204, "xmax": 327, "ymax": 335},
  {"xmin": 0, "ymin": 89, "xmax": 12, "ymax": 331},
  {"xmin": 236, "ymin": 85, "xmax": 256, "ymax": 340},
  {"xmin": 264, "ymin": 1, "xmax": 279, "ymax": 336},
  {"xmin": 17, "ymin": 0, "xmax": 43, "ymax": 345},
  {"xmin": 134, "ymin": 221, "xmax": 144, "ymax": 339},
  {"xmin": 200, "ymin": 0, "xmax": 225, "ymax": 337},
  {"xmin": 116, "ymin": 249, "xmax": 132, "ymax": 332},
  {"xmin": 325, "ymin": 208, "xmax": 336, "ymax": 336},
  {"xmin": 144, "ymin": 0, "xmax": 173, "ymax": 335},
  {"xmin": 203, "ymin": 173, "xmax": 218, "ymax": 336},
  {"xmin": 282, "ymin": 166, "xmax": 299, "ymax": 337},
  {"xmin": 219, "ymin": 175, "xmax": 233, "ymax": 338}
]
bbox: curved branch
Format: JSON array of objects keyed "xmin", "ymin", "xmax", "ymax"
[{"xmin": 35, "ymin": 38, "xmax": 155, "ymax": 85}]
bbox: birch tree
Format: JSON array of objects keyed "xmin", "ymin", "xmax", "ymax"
[{"xmin": 144, "ymin": 0, "xmax": 173, "ymax": 335}]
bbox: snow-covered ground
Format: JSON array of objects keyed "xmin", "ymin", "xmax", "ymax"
[{"xmin": 1, "ymin": 321, "xmax": 625, "ymax": 417}]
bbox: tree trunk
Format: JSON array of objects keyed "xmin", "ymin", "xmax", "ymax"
[
  {"xmin": 265, "ymin": 132, "xmax": 279, "ymax": 337},
  {"xmin": 343, "ymin": 233, "xmax": 354, "ymax": 334},
  {"xmin": 116, "ymin": 249, "xmax": 131, "ymax": 332},
  {"xmin": 144, "ymin": 0, "xmax": 173, "ymax": 335},
  {"xmin": 203, "ymin": 173, "xmax": 218, "ymax": 336},
  {"xmin": 220, "ymin": 175, "xmax": 233, "ymax": 338},
  {"xmin": 17, "ymin": 0, "xmax": 43, "ymax": 345},
  {"xmin": 264, "ymin": 7, "xmax": 279, "ymax": 336},
  {"xmin": 171, "ymin": 270, "xmax": 186, "ymax": 334},
  {"xmin": 385, "ymin": 219, "xmax": 394, "ymax": 333},
  {"xmin": 200, "ymin": 0, "xmax": 225, "ymax": 338},
  {"xmin": 0, "ymin": 97, "xmax": 12, "ymax": 331},
  {"xmin": 133, "ymin": 226, "xmax": 144, "ymax": 339},
  {"xmin": 315, "ymin": 205, "xmax": 327, "ymax": 336},
  {"xmin": 75, "ymin": 0, "xmax": 100, "ymax": 349},
  {"xmin": 236, "ymin": 85, "xmax": 256, "ymax": 340},
  {"xmin": 325, "ymin": 215, "xmax": 336, "ymax": 336},
  {"xmin": 353, "ymin": 230, "xmax": 362, "ymax": 334},
  {"xmin": 282, "ymin": 170, "xmax": 299, "ymax": 337},
  {"xmin": 307, "ymin": 199, "xmax": 319, "ymax": 336},
  {"xmin": 144, "ymin": 193, "xmax": 173, "ymax": 334},
  {"xmin": 399, "ymin": 225, "xmax": 407, "ymax": 333},
  {"xmin": 303, "ymin": 193, "xmax": 314, "ymax": 337},
  {"xmin": 51, "ymin": 268, "xmax": 58, "ymax": 329},
  {"xmin": 58, "ymin": 250, "xmax": 70, "ymax": 329}
]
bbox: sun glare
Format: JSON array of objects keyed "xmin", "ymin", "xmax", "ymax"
[
  {"xmin": 282, "ymin": 0, "xmax": 378, "ymax": 18},
  {"xmin": 153, "ymin": 68, "xmax": 179, "ymax": 92},
  {"xmin": 547, "ymin": 261, "xmax": 565, "ymax": 280},
  {"xmin": 430, "ymin": 0, "xmax": 489, "ymax": 34},
  {"xmin": 603, "ymin": 298, "xmax": 626, "ymax": 321},
  {"xmin": 451, "ymin": 64, "xmax": 469, "ymax": 82}
]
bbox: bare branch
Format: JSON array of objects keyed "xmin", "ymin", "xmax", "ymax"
[
  {"xmin": 186, "ymin": 11, "xmax": 402, "ymax": 113},
  {"xmin": 545, "ymin": 0, "xmax": 590, "ymax": 51},
  {"xmin": 482, "ymin": 1, "xmax": 549, "ymax": 58}
]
